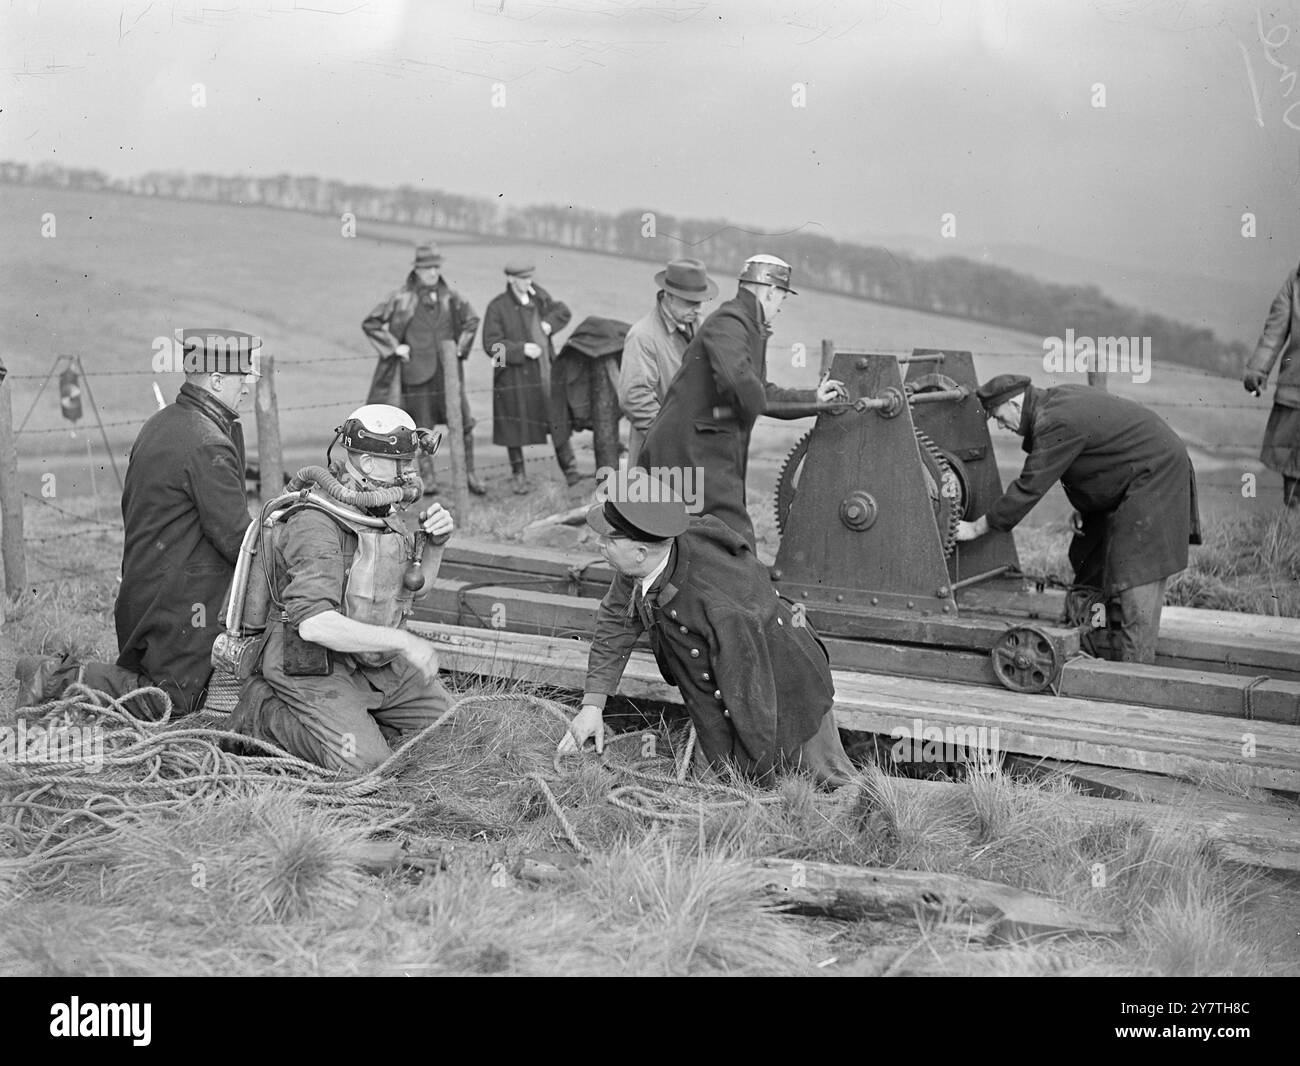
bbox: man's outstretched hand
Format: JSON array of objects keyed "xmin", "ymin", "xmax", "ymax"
[{"xmin": 556, "ymin": 705, "xmax": 605, "ymax": 755}]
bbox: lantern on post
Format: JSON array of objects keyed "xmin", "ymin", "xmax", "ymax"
[{"xmin": 59, "ymin": 366, "xmax": 83, "ymax": 423}]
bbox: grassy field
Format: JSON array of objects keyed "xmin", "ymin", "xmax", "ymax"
[
  {"xmin": 2, "ymin": 493, "xmax": 1298, "ymax": 977},
  {"xmin": 3, "ymin": 187, "xmax": 1299, "ymax": 978},
  {"xmin": 2, "ymin": 185, "xmax": 1283, "ymax": 530}
]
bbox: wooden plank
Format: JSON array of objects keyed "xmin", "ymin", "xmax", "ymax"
[
  {"xmin": 1058, "ymin": 658, "xmax": 1300, "ymax": 724},
  {"xmin": 748, "ymin": 859, "xmax": 1123, "ymax": 941},
  {"xmin": 416, "ymin": 583, "xmax": 1300, "ymax": 722},
  {"xmin": 1004, "ymin": 755, "xmax": 1290, "ymax": 808},
  {"xmin": 410, "ymin": 623, "xmax": 1300, "ymax": 793},
  {"xmin": 443, "ymin": 537, "xmax": 1300, "ymax": 676}
]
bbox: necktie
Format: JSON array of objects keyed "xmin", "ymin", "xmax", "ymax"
[{"xmin": 631, "ymin": 584, "xmax": 655, "ymax": 629}]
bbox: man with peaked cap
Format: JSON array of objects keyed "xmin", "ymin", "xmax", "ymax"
[
  {"xmin": 635, "ymin": 254, "xmax": 846, "ymax": 550},
  {"xmin": 618, "ymin": 258, "xmax": 718, "ymax": 468},
  {"xmin": 14, "ymin": 329, "xmax": 259, "ymax": 716},
  {"xmin": 363, "ymin": 244, "xmax": 487, "ymax": 496},
  {"xmin": 481, "ymin": 261, "xmax": 574, "ymax": 493},
  {"xmin": 956, "ymin": 374, "xmax": 1201, "ymax": 664},
  {"xmin": 557, "ymin": 470, "xmax": 854, "ymax": 787}
]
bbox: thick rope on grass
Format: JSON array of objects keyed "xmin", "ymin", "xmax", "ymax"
[{"xmin": 2, "ymin": 685, "xmax": 793, "ymax": 872}]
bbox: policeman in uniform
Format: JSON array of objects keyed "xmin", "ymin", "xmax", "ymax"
[
  {"xmin": 15, "ymin": 329, "xmax": 258, "ymax": 716},
  {"xmin": 558, "ymin": 470, "xmax": 854, "ymax": 787},
  {"xmin": 226, "ymin": 405, "xmax": 455, "ymax": 774}
]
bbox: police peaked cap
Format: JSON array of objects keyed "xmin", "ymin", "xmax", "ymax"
[
  {"xmin": 587, "ymin": 471, "xmax": 689, "ymax": 542},
  {"xmin": 180, "ymin": 328, "xmax": 262, "ymax": 375}
]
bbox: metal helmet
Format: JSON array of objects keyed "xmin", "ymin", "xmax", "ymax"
[{"xmin": 738, "ymin": 254, "xmax": 797, "ymax": 294}]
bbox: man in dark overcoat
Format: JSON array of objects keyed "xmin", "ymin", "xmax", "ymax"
[
  {"xmin": 557, "ymin": 471, "xmax": 854, "ymax": 787},
  {"xmin": 362, "ymin": 244, "xmax": 486, "ymax": 496},
  {"xmin": 481, "ymin": 262, "xmax": 574, "ymax": 494},
  {"xmin": 1244, "ymin": 262, "xmax": 1300, "ymax": 508},
  {"xmin": 15, "ymin": 330, "xmax": 257, "ymax": 715},
  {"xmin": 956, "ymin": 375, "xmax": 1202, "ymax": 664},
  {"xmin": 635, "ymin": 255, "xmax": 844, "ymax": 549}
]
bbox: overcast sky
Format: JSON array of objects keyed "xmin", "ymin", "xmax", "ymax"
[{"xmin": 5, "ymin": 0, "xmax": 1300, "ymax": 330}]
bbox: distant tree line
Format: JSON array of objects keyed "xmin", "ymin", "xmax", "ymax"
[{"xmin": 1, "ymin": 160, "xmax": 1250, "ymax": 375}]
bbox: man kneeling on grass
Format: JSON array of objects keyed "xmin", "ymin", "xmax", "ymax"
[
  {"xmin": 557, "ymin": 470, "xmax": 854, "ymax": 787},
  {"xmin": 225, "ymin": 404, "xmax": 454, "ymax": 775}
]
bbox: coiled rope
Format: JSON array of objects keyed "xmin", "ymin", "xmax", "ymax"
[{"xmin": 1, "ymin": 685, "xmax": 781, "ymax": 872}]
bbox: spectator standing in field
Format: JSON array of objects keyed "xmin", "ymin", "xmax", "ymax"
[
  {"xmin": 15, "ymin": 330, "xmax": 258, "ymax": 716},
  {"xmin": 956, "ymin": 374, "xmax": 1201, "ymax": 664},
  {"xmin": 362, "ymin": 244, "xmax": 486, "ymax": 496},
  {"xmin": 481, "ymin": 262, "xmax": 574, "ymax": 494},
  {"xmin": 551, "ymin": 315, "xmax": 630, "ymax": 480},
  {"xmin": 618, "ymin": 258, "xmax": 717, "ymax": 468},
  {"xmin": 1244, "ymin": 262, "xmax": 1300, "ymax": 508},
  {"xmin": 636, "ymin": 254, "xmax": 846, "ymax": 549}
]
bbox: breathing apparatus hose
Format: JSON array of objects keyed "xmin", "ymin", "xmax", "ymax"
[{"xmin": 287, "ymin": 464, "xmax": 421, "ymax": 510}]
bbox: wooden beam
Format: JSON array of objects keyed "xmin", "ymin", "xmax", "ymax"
[
  {"xmin": 438, "ymin": 537, "xmax": 1300, "ymax": 678},
  {"xmin": 751, "ymin": 859, "xmax": 1123, "ymax": 941},
  {"xmin": 0, "ymin": 370, "xmax": 26, "ymax": 608},
  {"xmin": 412, "ymin": 582, "xmax": 1300, "ymax": 722},
  {"xmin": 410, "ymin": 623, "xmax": 1300, "ymax": 794}
]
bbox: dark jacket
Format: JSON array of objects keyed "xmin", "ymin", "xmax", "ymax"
[
  {"xmin": 984, "ymin": 385, "xmax": 1201, "ymax": 595},
  {"xmin": 115, "ymin": 382, "xmax": 251, "ymax": 713},
  {"xmin": 551, "ymin": 315, "xmax": 628, "ymax": 472},
  {"xmin": 363, "ymin": 273, "xmax": 479, "ymax": 399},
  {"xmin": 636, "ymin": 288, "xmax": 819, "ymax": 548},
  {"xmin": 583, "ymin": 515, "xmax": 835, "ymax": 782},
  {"xmin": 481, "ymin": 283, "xmax": 572, "ymax": 447},
  {"xmin": 1249, "ymin": 265, "xmax": 1300, "ymax": 409}
]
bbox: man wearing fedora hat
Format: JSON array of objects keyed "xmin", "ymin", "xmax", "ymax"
[
  {"xmin": 636, "ymin": 254, "xmax": 846, "ymax": 549},
  {"xmin": 481, "ymin": 261, "xmax": 574, "ymax": 493},
  {"xmin": 557, "ymin": 471, "xmax": 854, "ymax": 787},
  {"xmin": 362, "ymin": 244, "xmax": 486, "ymax": 496},
  {"xmin": 957, "ymin": 374, "xmax": 1201, "ymax": 664},
  {"xmin": 15, "ymin": 330, "xmax": 259, "ymax": 715},
  {"xmin": 618, "ymin": 258, "xmax": 717, "ymax": 467}
]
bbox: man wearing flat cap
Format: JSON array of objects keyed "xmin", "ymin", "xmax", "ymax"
[
  {"xmin": 636, "ymin": 254, "xmax": 845, "ymax": 550},
  {"xmin": 618, "ymin": 258, "xmax": 717, "ymax": 468},
  {"xmin": 363, "ymin": 244, "xmax": 486, "ymax": 496},
  {"xmin": 15, "ymin": 329, "xmax": 259, "ymax": 715},
  {"xmin": 482, "ymin": 262, "xmax": 575, "ymax": 493},
  {"xmin": 557, "ymin": 471, "xmax": 854, "ymax": 787},
  {"xmin": 956, "ymin": 374, "xmax": 1201, "ymax": 663}
]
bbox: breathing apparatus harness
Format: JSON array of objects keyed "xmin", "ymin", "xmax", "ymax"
[{"xmin": 213, "ymin": 413, "xmax": 446, "ymax": 678}]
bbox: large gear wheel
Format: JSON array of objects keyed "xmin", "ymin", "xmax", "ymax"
[
  {"xmin": 774, "ymin": 431, "xmax": 812, "ymax": 537},
  {"xmin": 914, "ymin": 427, "xmax": 962, "ymax": 558},
  {"xmin": 773, "ymin": 427, "xmax": 963, "ymax": 557}
]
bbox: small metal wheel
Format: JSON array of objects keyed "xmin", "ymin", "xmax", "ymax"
[{"xmin": 991, "ymin": 625, "xmax": 1061, "ymax": 693}]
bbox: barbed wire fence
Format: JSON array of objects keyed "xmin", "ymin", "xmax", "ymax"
[{"xmin": 0, "ymin": 346, "xmax": 1279, "ymax": 599}]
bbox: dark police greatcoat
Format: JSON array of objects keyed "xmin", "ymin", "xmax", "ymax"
[
  {"xmin": 984, "ymin": 385, "xmax": 1201, "ymax": 595},
  {"xmin": 636, "ymin": 288, "xmax": 819, "ymax": 549},
  {"xmin": 481, "ymin": 283, "xmax": 572, "ymax": 447},
  {"xmin": 583, "ymin": 515, "xmax": 835, "ymax": 782},
  {"xmin": 115, "ymin": 382, "xmax": 251, "ymax": 713}
]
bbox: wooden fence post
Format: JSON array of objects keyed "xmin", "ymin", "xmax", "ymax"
[
  {"xmin": 0, "ymin": 371, "xmax": 28, "ymax": 616},
  {"xmin": 255, "ymin": 353, "xmax": 284, "ymax": 503},
  {"xmin": 439, "ymin": 340, "xmax": 470, "ymax": 524}
]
